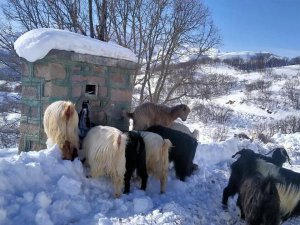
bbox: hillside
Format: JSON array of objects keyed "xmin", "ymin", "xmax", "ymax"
[{"xmin": 0, "ymin": 61, "xmax": 299, "ymax": 225}]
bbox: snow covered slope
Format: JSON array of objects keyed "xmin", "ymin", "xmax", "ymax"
[{"xmin": 0, "ymin": 133, "xmax": 299, "ymax": 225}]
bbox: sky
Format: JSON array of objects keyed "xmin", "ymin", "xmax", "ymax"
[{"xmin": 203, "ymin": 0, "xmax": 300, "ymax": 58}]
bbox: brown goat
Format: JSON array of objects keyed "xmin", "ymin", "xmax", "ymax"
[{"xmin": 127, "ymin": 102, "xmax": 190, "ymax": 130}]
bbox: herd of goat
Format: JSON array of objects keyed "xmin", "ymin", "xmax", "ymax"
[{"xmin": 42, "ymin": 100, "xmax": 299, "ymax": 225}]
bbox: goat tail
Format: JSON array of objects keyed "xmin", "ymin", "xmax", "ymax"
[
  {"xmin": 161, "ymin": 139, "xmax": 171, "ymax": 165},
  {"xmin": 114, "ymin": 133, "xmax": 128, "ymax": 152},
  {"xmin": 62, "ymin": 101, "xmax": 76, "ymax": 121}
]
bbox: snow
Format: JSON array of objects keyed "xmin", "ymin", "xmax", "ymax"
[
  {"xmin": 0, "ymin": 133, "xmax": 299, "ymax": 225},
  {"xmin": 1, "ymin": 53, "xmax": 300, "ymax": 224},
  {"xmin": 14, "ymin": 28, "xmax": 137, "ymax": 63}
]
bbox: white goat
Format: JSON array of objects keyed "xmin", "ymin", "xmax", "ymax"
[
  {"xmin": 139, "ymin": 131, "xmax": 172, "ymax": 193},
  {"xmin": 170, "ymin": 122, "xmax": 199, "ymax": 140},
  {"xmin": 82, "ymin": 125, "xmax": 127, "ymax": 198},
  {"xmin": 43, "ymin": 100, "xmax": 79, "ymax": 160}
]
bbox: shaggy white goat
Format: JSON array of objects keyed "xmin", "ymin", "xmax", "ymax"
[
  {"xmin": 127, "ymin": 102, "xmax": 190, "ymax": 130},
  {"xmin": 139, "ymin": 131, "xmax": 172, "ymax": 193},
  {"xmin": 170, "ymin": 122, "xmax": 199, "ymax": 140},
  {"xmin": 43, "ymin": 100, "xmax": 79, "ymax": 160},
  {"xmin": 83, "ymin": 125, "xmax": 127, "ymax": 198}
]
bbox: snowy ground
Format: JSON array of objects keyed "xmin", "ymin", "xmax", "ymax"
[
  {"xmin": 0, "ymin": 59, "xmax": 299, "ymax": 224},
  {"xmin": 0, "ymin": 132, "xmax": 299, "ymax": 225}
]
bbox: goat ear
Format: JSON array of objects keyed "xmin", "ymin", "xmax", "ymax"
[{"xmin": 64, "ymin": 104, "xmax": 74, "ymax": 120}]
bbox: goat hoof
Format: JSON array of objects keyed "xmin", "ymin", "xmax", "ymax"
[{"xmin": 192, "ymin": 163, "xmax": 199, "ymax": 171}]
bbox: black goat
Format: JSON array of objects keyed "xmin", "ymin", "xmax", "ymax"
[
  {"xmin": 124, "ymin": 131, "xmax": 148, "ymax": 194},
  {"xmin": 265, "ymin": 147, "xmax": 291, "ymax": 167},
  {"xmin": 237, "ymin": 173, "xmax": 280, "ymax": 225},
  {"xmin": 223, "ymin": 148, "xmax": 300, "ymax": 221},
  {"xmin": 222, "ymin": 148, "xmax": 290, "ymax": 207},
  {"xmin": 146, "ymin": 125, "xmax": 198, "ymax": 181},
  {"xmin": 255, "ymin": 158, "xmax": 300, "ymax": 220}
]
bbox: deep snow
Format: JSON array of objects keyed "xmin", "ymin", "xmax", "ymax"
[
  {"xmin": 0, "ymin": 132, "xmax": 300, "ymax": 225},
  {"xmin": 14, "ymin": 28, "xmax": 137, "ymax": 63}
]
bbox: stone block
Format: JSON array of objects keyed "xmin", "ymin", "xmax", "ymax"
[
  {"xmin": 111, "ymin": 89, "xmax": 132, "ymax": 102},
  {"xmin": 44, "ymin": 82, "xmax": 68, "ymax": 97},
  {"xmin": 22, "ymin": 62, "xmax": 30, "ymax": 77},
  {"xmin": 71, "ymin": 75, "xmax": 86, "ymax": 83},
  {"xmin": 94, "ymin": 65, "xmax": 106, "ymax": 74},
  {"xmin": 89, "ymin": 100, "xmax": 101, "ymax": 108},
  {"xmin": 88, "ymin": 76, "xmax": 105, "ymax": 84},
  {"xmin": 30, "ymin": 106, "xmax": 40, "ymax": 118},
  {"xmin": 19, "ymin": 123, "xmax": 41, "ymax": 136},
  {"xmin": 22, "ymin": 86, "xmax": 38, "ymax": 98},
  {"xmin": 111, "ymin": 74, "xmax": 125, "ymax": 85},
  {"xmin": 21, "ymin": 104, "xmax": 30, "ymax": 116},
  {"xmin": 35, "ymin": 63, "xmax": 66, "ymax": 80},
  {"xmin": 99, "ymin": 87, "xmax": 107, "ymax": 97},
  {"xmin": 31, "ymin": 141, "xmax": 47, "ymax": 151},
  {"xmin": 72, "ymin": 85, "xmax": 82, "ymax": 97}
]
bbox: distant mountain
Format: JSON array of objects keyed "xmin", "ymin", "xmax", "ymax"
[{"xmin": 209, "ymin": 50, "xmax": 286, "ymax": 61}]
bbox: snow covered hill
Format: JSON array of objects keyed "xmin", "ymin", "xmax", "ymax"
[
  {"xmin": 0, "ymin": 133, "xmax": 300, "ymax": 225},
  {"xmin": 0, "ymin": 57, "xmax": 300, "ymax": 224}
]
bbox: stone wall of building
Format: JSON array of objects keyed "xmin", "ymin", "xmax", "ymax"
[{"xmin": 19, "ymin": 50, "xmax": 138, "ymax": 152}]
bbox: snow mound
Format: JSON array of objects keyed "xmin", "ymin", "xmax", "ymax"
[
  {"xmin": 133, "ymin": 197, "xmax": 153, "ymax": 213},
  {"xmin": 14, "ymin": 28, "xmax": 137, "ymax": 63}
]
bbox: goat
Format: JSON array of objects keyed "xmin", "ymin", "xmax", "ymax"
[
  {"xmin": 237, "ymin": 174, "xmax": 280, "ymax": 225},
  {"xmin": 146, "ymin": 125, "xmax": 198, "ymax": 181},
  {"xmin": 265, "ymin": 147, "xmax": 291, "ymax": 167},
  {"xmin": 222, "ymin": 148, "xmax": 290, "ymax": 207},
  {"xmin": 123, "ymin": 131, "xmax": 148, "ymax": 194},
  {"xmin": 170, "ymin": 122, "xmax": 199, "ymax": 140},
  {"xmin": 139, "ymin": 131, "xmax": 172, "ymax": 193},
  {"xmin": 223, "ymin": 149, "xmax": 300, "ymax": 221},
  {"xmin": 43, "ymin": 100, "xmax": 79, "ymax": 160},
  {"xmin": 78, "ymin": 100, "xmax": 91, "ymax": 140},
  {"xmin": 82, "ymin": 125, "xmax": 127, "ymax": 198},
  {"xmin": 127, "ymin": 102, "xmax": 190, "ymax": 130},
  {"xmin": 255, "ymin": 159, "xmax": 300, "ymax": 220}
]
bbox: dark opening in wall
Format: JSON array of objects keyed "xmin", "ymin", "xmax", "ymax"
[{"xmin": 85, "ymin": 84, "xmax": 97, "ymax": 95}]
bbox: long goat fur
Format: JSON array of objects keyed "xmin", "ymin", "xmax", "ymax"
[
  {"xmin": 83, "ymin": 125, "xmax": 127, "ymax": 198},
  {"xmin": 127, "ymin": 102, "xmax": 190, "ymax": 130},
  {"xmin": 256, "ymin": 159, "xmax": 300, "ymax": 220},
  {"xmin": 222, "ymin": 148, "xmax": 290, "ymax": 207},
  {"xmin": 224, "ymin": 148, "xmax": 300, "ymax": 221},
  {"xmin": 43, "ymin": 100, "xmax": 79, "ymax": 160},
  {"xmin": 139, "ymin": 131, "xmax": 172, "ymax": 193},
  {"xmin": 237, "ymin": 173, "xmax": 280, "ymax": 225}
]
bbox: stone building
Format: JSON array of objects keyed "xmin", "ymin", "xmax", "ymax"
[{"xmin": 15, "ymin": 29, "xmax": 138, "ymax": 152}]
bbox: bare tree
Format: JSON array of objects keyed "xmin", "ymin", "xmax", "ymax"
[
  {"xmin": 1, "ymin": 0, "xmax": 220, "ymax": 105},
  {"xmin": 282, "ymin": 78, "xmax": 300, "ymax": 109},
  {"xmin": 88, "ymin": 0, "xmax": 95, "ymax": 38},
  {"xmin": 108, "ymin": 0, "xmax": 220, "ymax": 104}
]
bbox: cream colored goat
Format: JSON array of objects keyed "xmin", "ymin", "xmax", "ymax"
[
  {"xmin": 170, "ymin": 122, "xmax": 199, "ymax": 140},
  {"xmin": 83, "ymin": 125, "xmax": 127, "ymax": 198},
  {"xmin": 139, "ymin": 131, "xmax": 172, "ymax": 193},
  {"xmin": 43, "ymin": 100, "xmax": 79, "ymax": 160},
  {"xmin": 127, "ymin": 102, "xmax": 190, "ymax": 130}
]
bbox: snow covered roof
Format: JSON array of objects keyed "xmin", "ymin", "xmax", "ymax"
[{"xmin": 14, "ymin": 28, "xmax": 137, "ymax": 63}]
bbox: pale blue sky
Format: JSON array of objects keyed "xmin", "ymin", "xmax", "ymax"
[{"xmin": 203, "ymin": 0, "xmax": 300, "ymax": 58}]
